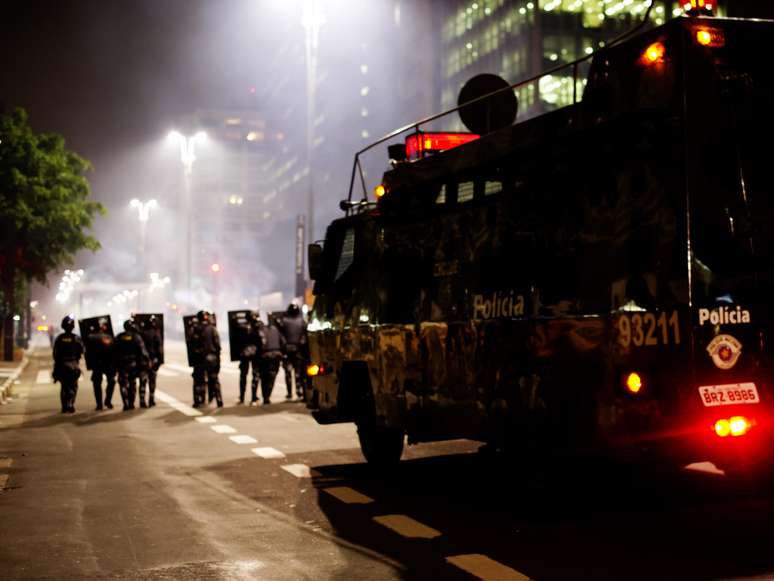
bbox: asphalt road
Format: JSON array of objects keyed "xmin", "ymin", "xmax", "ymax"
[{"xmin": 2, "ymin": 340, "xmax": 774, "ymax": 580}]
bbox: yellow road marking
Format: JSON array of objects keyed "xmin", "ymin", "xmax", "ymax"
[
  {"xmin": 373, "ymin": 515, "xmax": 441, "ymax": 539},
  {"xmin": 446, "ymin": 554, "xmax": 531, "ymax": 581},
  {"xmin": 323, "ymin": 486, "xmax": 374, "ymax": 504}
]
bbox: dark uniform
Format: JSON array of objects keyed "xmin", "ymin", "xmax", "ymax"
[
  {"xmin": 139, "ymin": 317, "xmax": 163, "ymax": 407},
  {"xmin": 86, "ymin": 323, "xmax": 116, "ymax": 410},
  {"xmin": 237, "ymin": 312, "xmax": 262, "ymax": 405},
  {"xmin": 258, "ymin": 318, "xmax": 285, "ymax": 404},
  {"xmin": 52, "ymin": 316, "xmax": 84, "ymax": 413},
  {"xmin": 279, "ymin": 303, "xmax": 308, "ymax": 400},
  {"xmin": 192, "ymin": 311, "xmax": 222, "ymax": 407},
  {"xmin": 115, "ymin": 320, "xmax": 149, "ymax": 410}
]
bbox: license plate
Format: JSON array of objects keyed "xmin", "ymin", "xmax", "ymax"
[{"xmin": 698, "ymin": 383, "xmax": 760, "ymax": 407}]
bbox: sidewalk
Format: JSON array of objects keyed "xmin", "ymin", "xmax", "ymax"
[{"xmin": 0, "ymin": 355, "xmax": 29, "ymax": 405}]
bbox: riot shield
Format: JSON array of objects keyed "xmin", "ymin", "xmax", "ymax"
[
  {"xmin": 133, "ymin": 313, "xmax": 165, "ymax": 364},
  {"xmin": 228, "ymin": 310, "xmax": 254, "ymax": 362},
  {"xmin": 78, "ymin": 315, "xmax": 114, "ymax": 371},
  {"xmin": 183, "ymin": 315, "xmax": 198, "ymax": 367}
]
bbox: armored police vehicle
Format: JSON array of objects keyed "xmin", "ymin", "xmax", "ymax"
[{"xmin": 305, "ymin": 3, "xmax": 774, "ymax": 478}]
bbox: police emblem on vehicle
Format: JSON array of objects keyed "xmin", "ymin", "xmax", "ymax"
[{"xmin": 706, "ymin": 334, "xmax": 742, "ymax": 370}]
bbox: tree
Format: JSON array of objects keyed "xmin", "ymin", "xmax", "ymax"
[{"xmin": 0, "ymin": 108, "xmax": 104, "ymax": 361}]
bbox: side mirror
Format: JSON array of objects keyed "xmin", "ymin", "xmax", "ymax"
[{"xmin": 308, "ymin": 243, "xmax": 324, "ymax": 281}]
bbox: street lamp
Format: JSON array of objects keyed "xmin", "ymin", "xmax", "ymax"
[
  {"xmin": 168, "ymin": 130, "xmax": 207, "ymax": 295},
  {"xmin": 129, "ymin": 198, "xmax": 158, "ymax": 294},
  {"xmin": 301, "ymin": 0, "xmax": 325, "ymax": 280}
]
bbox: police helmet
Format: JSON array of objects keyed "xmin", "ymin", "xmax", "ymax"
[
  {"xmin": 146, "ymin": 316, "xmax": 158, "ymax": 329},
  {"xmin": 287, "ymin": 303, "xmax": 300, "ymax": 316},
  {"xmin": 123, "ymin": 319, "xmax": 137, "ymax": 332},
  {"xmin": 250, "ymin": 310, "xmax": 261, "ymax": 323},
  {"xmin": 61, "ymin": 316, "xmax": 75, "ymax": 332}
]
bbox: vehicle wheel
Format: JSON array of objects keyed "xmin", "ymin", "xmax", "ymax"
[{"xmin": 356, "ymin": 421, "xmax": 404, "ymax": 467}]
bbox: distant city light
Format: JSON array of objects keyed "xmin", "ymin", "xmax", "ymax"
[{"xmin": 211, "ymin": 263, "xmax": 221, "ymax": 273}]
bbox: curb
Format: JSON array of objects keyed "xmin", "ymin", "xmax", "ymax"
[{"xmin": 0, "ymin": 357, "xmax": 29, "ymax": 405}]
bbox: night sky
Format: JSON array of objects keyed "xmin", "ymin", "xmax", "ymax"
[{"xmin": 1, "ymin": 0, "xmax": 281, "ymax": 205}]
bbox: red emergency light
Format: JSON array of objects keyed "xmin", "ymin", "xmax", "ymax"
[
  {"xmin": 683, "ymin": 0, "xmax": 714, "ymax": 15},
  {"xmin": 405, "ymin": 132, "xmax": 479, "ymax": 161}
]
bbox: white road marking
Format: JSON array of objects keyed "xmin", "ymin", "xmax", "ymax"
[
  {"xmin": 0, "ymin": 474, "xmax": 8, "ymax": 490},
  {"xmin": 322, "ymin": 486, "xmax": 374, "ymax": 504},
  {"xmin": 0, "ymin": 458, "xmax": 12, "ymax": 469},
  {"xmin": 373, "ymin": 515, "xmax": 442, "ymax": 539},
  {"xmin": 156, "ymin": 368, "xmax": 179, "ymax": 377},
  {"xmin": 251, "ymin": 447, "xmax": 286, "ymax": 459},
  {"xmin": 281, "ymin": 464, "xmax": 320, "ymax": 479},
  {"xmin": 154, "ymin": 390, "xmax": 202, "ymax": 417},
  {"xmin": 164, "ymin": 363, "xmax": 192, "ymax": 373},
  {"xmin": 684, "ymin": 461, "xmax": 725, "ymax": 476},
  {"xmin": 195, "ymin": 417, "xmax": 217, "ymax": 424},
  {"xmin": 211, "ymin": 425, "xmax": 237, "ymax": 434},
  {"xmin": 35, "ymin": 370, "xmax": 50, "ymax": 384},
  {"xmin": 446, "ymin": 554, "xmax": 531, "ymax": 581},
  {"xmin": 229, "ymin": 435, "xmax": 258, "ymax": 444}
]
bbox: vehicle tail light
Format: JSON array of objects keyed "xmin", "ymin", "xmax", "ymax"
[{"xmin": 714, "ymin": 416, "xmax": 754, "ymax": 438}]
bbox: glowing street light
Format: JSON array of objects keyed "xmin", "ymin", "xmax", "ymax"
[
  {"xmin": 130, "ymin": 198, "xmax": 158, "ymax": 222},
  {"xmin": 210, "ymin": 263, "xmax": 221, "ymax": 273},
  {"xmin": 168, "ymin": 130, "xmax": 207, "ymax": 176}
]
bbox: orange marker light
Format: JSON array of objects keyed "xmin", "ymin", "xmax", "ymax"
[
  {"xmin": 643, "ymin": 42, "xmax": 666, "ymax": 64},
  {"xmin": 307, "ymin": 364, "xmax": 320, "ymax": 377},
  {"xmin": 696, "ymin": 29, "xmax": 712, "ymax": 45},
  {"xmin": 625, "ymin": 372, "xmax": 643, "ymax": 394},
  {"xmin": 374, "ymin": 184, "xmax": 386, "ymax": 199}
]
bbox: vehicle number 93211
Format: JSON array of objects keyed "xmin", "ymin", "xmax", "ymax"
[{"xmin": 617, "ymin": 311, "xmax": 680, "ymax": 348}]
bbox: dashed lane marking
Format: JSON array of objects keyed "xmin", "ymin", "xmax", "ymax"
[
  {"xmin": 322, "ymin": 486, "xmax": 374, "ymax": 504},
  {"xmin": 684, "ymin": 461, "xmax": 725, "ymax": 476},
  {"xmin": 211, "ymin": 425, "xmax": 237, "ymax": 434},
  {"xmin": 195, "ymin": 417, "xmax": 217, "ymax": 424},
  {"xmin": 446, "ymin": 554, "xmax": 531, "ymax": 581},
  {"xmin": 281, "ymin": 464, "xmax": 320, "ymax": 479},
  {"xmin": 36, "ymin": 370, "xmax": 51, "ymax": 384},
  {"xmin": 373, "ymin": 515, "xmax": 442, "ymax": 539},
  {"xmin": 229, "ymin": 435, "xmax": 258, "ymax": 444},
  {"xmin": 164, "ymin": 363, "xmax": 191, "ymax": 373},
  {"xmin": 251, "ymin": 447, "xmax": 286, "ymax": 459},
  {"xmin": 0, "ymin": 458, "xmax": 12, "ymax": 469},
  {"xmin": 154, "ymin": 390, "xmax": 202, "ymax": 417},
  {"xmin": 0, "ymin": 475, "xmax": 8, "ymax": 490}
]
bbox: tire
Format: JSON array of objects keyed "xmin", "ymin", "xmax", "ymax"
[{"xmin": 356, "ymin": 421, "xmax": 405, "ymax": 467}]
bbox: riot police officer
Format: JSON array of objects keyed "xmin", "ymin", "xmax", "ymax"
[
  {"xmin": 52, "ymin": 316, "xmax": 84, "ymax": 413},
  {"xmin": 278, "ymin": 303, "xmax": 308, "ymax": 401},
  {"xmin": 258, "ymin": 314, "xmax": 285, "ymax": 404},
  {"xmin": 192, "ymin": 311, "xmax": 222, "ymax": 408},
  {"xmin": 139, "ymin": 316, "xmax": 163, "ymax": 407},
  {"xmin": 85, "ymin": 321, "xmax": 117, "ymax": 410},
  {"xmin": 237, "ymin": 311, "xmax": 262, "ymax": 405},
  {"xmin": 115, "ymin": 319, "xmax": 149, "ymax": 411}
]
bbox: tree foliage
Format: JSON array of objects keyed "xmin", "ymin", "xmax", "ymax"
[{"xmin": 0, "ymin": 107, "xmax": 104, "ymax": 358}]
